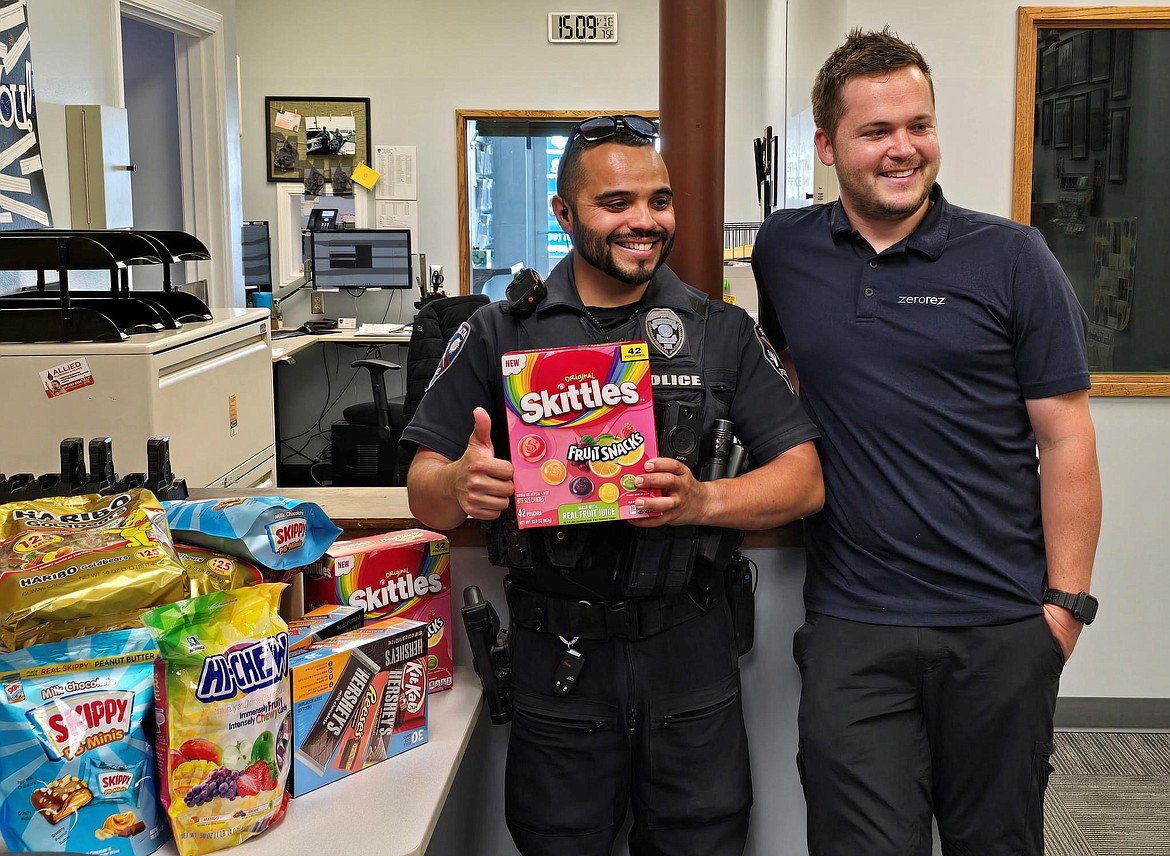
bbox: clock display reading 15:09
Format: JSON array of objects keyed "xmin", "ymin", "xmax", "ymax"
[{"xmin": 548, "ymin": 13, "xmax": 618, "ymax": 43}]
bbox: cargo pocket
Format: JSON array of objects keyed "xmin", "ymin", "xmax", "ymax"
[
  {"xmin": 505, "ymin": 693, "xmax": 624, "ymax": 836},
  {"xmin": 646, "ymin": 676, "xmax": 752, "ymax": 828}
]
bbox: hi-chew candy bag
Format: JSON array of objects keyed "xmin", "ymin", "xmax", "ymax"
[
  {"xmin": 162, "ymin": 497, "xmax": 341, "ymax": 571},
  {"xmin": 140, "ymin": 584, "xmax": 290, "ymax": 856},
  {"xmin": 0, "ymin": 626, "xmax": 169, "ymax": 855},
  {"xmin": 0, "ymin": 489, "xmax": 189, "ymax": 650}
]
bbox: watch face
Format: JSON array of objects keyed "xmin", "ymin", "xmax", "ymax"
[{"xmin": 1077, "ymin": 593, "xmax": 1099, "ymax": 624}]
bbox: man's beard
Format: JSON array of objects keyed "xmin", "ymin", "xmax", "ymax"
[{"xmin": 572, "ymin": 217, "xmax": 674, "ymax": 286}]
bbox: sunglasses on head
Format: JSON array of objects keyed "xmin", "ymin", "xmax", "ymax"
[{"xmin": 571, "ymin": 114, "xmax": 659, "ymax": 143}]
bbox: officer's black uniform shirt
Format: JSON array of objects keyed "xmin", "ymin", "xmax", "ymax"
[{"xmin": 402, "ymin": 253, "xmax": 818, "ymax": 601}]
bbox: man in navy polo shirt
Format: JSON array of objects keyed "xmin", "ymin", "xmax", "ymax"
[{"xmin": 753, "ymin": 27, "xmax": 1102, "ymax": 856}]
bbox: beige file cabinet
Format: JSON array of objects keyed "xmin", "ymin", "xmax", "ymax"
[{"xmin": 0, "ymin": 310, "xmax": 276, "ymax": 488}]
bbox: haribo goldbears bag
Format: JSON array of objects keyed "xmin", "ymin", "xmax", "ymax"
[
  {"xmin": 141, "ymin": 584, "xmax": 290, "ymax": 856},
  {"xmin": 0, "ymin": 489, "xmax": 188, "ymax": 650}
]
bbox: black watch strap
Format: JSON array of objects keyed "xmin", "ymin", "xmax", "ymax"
[{"xmin": 1043, "ymin": 588, "xmax": 1098, "ymax": 625}]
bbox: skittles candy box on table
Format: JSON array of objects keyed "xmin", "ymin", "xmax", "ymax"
[
  {"xmin": 502, "ymin": 340, "xmax": 660, "ymax": 530},
  {"xmin": 305, "ymin": 530, "xmax": 453, "ymax": 693}
]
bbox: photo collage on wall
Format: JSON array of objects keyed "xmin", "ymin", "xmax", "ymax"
[{"xmin": 266, "ymin": 97, "xmax": 370, "ymax": 198}]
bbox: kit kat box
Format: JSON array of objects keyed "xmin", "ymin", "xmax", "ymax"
[{"xmin": 502, "ymin": 340, "xmax": 660, "ymax": 529}]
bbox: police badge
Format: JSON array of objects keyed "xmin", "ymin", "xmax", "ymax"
[{"xmin": 644, "ymin": 308, "xmax": 685, "ymax": 358}]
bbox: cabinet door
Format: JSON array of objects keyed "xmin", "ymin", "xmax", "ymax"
[
  {"xmin": 157, "ymin": 336, "xmax": 275, "ymax": 488},
  {"xmin": 65, "ymin": 105, "xmax": 133, "ymax": 228}
]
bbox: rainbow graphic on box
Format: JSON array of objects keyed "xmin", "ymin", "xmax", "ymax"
[{"xmin": 502, "ymin": 340, "xmax": 660, "ymax": 529}]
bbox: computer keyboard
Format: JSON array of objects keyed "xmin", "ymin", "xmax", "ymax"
[{"xmin": 356, "ymin": 323, "xmax": 410, "ymax": 335}]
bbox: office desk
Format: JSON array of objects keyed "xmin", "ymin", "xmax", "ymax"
[
  {"xmin": 270, "ymin": 329, "xmax": 411, "ymax": 363},
  {"xmin": 270, "ymin": 331, "xmax": 413, "ymax": 482}
]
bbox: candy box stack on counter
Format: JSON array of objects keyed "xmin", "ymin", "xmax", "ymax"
[
  {"xmin": 306, "ymin": 529, "xmax": 454, "ymax": 693},
  {"xmin": 501, "ymin": 340, "xmax": 661, "ymax": 529},
  {"xmin": 288, "ymin": 616, "xmax": 429, "ymax": 796}
]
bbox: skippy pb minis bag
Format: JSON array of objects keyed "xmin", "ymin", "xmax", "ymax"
[
  {"xmin": 162, "ymin": 497, "xmax": 341, "ymax": 572},
  {"xmin": 140, "ymin": 584, "xmax": 291, "ymax": 856},
  {"xmin": 0, "ymin": 489, "xmax": 189, "ymax": 650},
  {"xmin": 502, "ymin": 340, "xmax": 661, "ymax": 529},
  {"xmin": 0, "ymin": 626, "xmax": 169, "ymax": 855}
]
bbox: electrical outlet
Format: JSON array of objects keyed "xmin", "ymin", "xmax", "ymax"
[{"xmin": 310, "ymin": 291, "xmax": 324, "ymax": 314}]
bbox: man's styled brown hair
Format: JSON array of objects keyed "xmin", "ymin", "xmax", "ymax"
[{"xmin": 811, "ymin": 27, "xmax": 934, "ymax": 141}]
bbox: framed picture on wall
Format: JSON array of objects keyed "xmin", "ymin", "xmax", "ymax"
[
  {"xmin": 1053, "ymin": 97, "xmax": 1072, "ymax": 148},
  {"xmin": 1107, "ymin": 108, "xmax": 1129, "ymax": 183},
  {"xmin": 1070, "ymin": 93, "xmax": 1089, "ymax": 159},
  {"xmin": 1111, "ymin": 30, "xmax": 1132, "ymax": 99},
  {"xmin": 265, "ymin": 96, "xmax": 371, "ymax": 183},
  {"xmin": 1041, "ymin": 98, "xmax": 1055, "ymax": 146},
  {"xmin": 1090, "ymin": 29, "xmax": 1111, "ymax": 82},
  {"xmin": 1089, "ymin": 88, "xmax": 1108, "ymax": 151}
]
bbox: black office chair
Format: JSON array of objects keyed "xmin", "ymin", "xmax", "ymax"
[
  {"xmin": 330, "ymin": 358, "xmax": 401, "ymax": 486},
  {"xmin": 331, "ymin": 294, "xmax": 490, "ymax": 486}
]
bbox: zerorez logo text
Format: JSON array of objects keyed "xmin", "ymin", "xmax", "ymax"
[{"xmin": 897, "ymin": 296, "xmax": 947, "ymax": 305}]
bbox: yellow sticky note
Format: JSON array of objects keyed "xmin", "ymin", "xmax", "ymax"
[{"xmin": 351, "ymin": 162, "xmax": 380, "ymax": 190}]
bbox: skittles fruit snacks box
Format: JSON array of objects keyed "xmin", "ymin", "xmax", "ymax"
[
  {"xmin": 288, "ymin": 617, "xmax": 428, "ymax": 797},
  {"xmin": 305, "ymin": 529, "xmax": 452, "ymax": 694},
  {"xmin": 502, "ymin": 340, "xmax": 660, "ymax": 529}
]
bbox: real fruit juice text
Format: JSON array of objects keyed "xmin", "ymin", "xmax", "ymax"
[{"xmin": 502, "ymin": 340, "xmax": 660, "ymax": 529}]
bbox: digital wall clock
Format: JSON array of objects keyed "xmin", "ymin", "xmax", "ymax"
[{"xmin": 548, "ymin": 13, "xmax": 618, "ymax": 43}]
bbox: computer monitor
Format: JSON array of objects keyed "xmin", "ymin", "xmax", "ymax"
[
  {"xmin": 310, "ymin": 228, "xmax": 413, "ymax": 290},
  {"xmin": 241, "ymin": 220, "xmax": 272, "ymax": 292}
]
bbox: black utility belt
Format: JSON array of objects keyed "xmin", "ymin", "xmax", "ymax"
[{"xmin": 504, "ymin": 580, "xmax": 718, "ymax": 642}]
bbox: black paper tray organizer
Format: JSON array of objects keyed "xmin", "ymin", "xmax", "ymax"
[{"xmin": 0, "ymin": 228, "xmax": 213, "ymax": 343}]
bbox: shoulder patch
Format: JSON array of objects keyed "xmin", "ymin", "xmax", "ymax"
[
  {"xmin": 427, "ymin": 320, "xmax": 472, "ymax": 390},
  {"xmin": 644, "ymin": 308, "xmax": 685, "ymax": 359},
  {"xmin": 754, "ymin": 325, "xmax": 793, "ymax": 393}
]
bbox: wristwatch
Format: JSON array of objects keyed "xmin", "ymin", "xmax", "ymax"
[{"xmin": 1042, "ymin": 588, "xmax": 1099, "ymax": 625}]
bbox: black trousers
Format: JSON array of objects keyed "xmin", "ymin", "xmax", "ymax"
[
  {"xmin": 504, "ymin": 603, "xmax": 752, "ymax": 856},
  {"xmin": 793, "ymin": 613, "xmax": 1064, "ymax": 856}
]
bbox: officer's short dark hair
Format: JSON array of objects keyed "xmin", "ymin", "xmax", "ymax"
[
  {"xmin": 556, "ymin": 127, "xmax": 654, "ymax": 211},
  {"xmin": 812, "ymin": 26, "xmax": 934, "ymax": 141}
]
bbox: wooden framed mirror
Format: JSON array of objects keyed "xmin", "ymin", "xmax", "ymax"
[{"xmin": 1013, "ymin": 7, "xmax": 1170, "ymax": 396}]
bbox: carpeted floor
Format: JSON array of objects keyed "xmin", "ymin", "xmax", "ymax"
[{"xmin": 1045, "ymin": 731, "xmax": 1170, "ymax": 855}]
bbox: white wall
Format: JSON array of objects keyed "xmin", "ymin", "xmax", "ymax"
[{"xmin": 236, "ymin": 0, "xmax": 766, "ymax": 283}]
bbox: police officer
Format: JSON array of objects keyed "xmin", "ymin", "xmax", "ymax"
[{"xmin": 402, "ymin": 115, "xmax": 823, "ymax": 856}]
